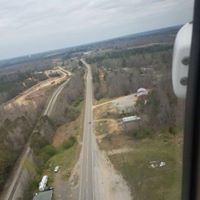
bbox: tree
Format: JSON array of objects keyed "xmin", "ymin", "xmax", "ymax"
[{"xmin": 122, "ymin": 58, "xmax": 127, "ymax": 68}]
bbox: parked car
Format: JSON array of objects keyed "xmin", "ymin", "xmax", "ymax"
[{"xmin": 54, "ymin": 166, "xmax": 60, "ymax": 173}]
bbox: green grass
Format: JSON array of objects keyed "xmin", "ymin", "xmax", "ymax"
[
  {"xmin": 57, "ymin": 136, "xmax": 77, "ymax": 153},
  {"xmin": 109, "ymin": 135, "xmax": 182, "ymax": 200},
  {"xmin": 47, "ymin": 142, "xmax": 78, "ymax": 179},
  {"xmin": 26, "ymin": 139, "xmax": 78, "ymax": 196}
]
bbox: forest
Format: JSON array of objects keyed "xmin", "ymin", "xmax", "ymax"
[{"xmin": 87, "ymin": 43, "xmax": 184, "ymax": 134}]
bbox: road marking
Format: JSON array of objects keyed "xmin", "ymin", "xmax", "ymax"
[{"xmin": 79, "ymin": 59, "xmax": 95, "ymax": 200}]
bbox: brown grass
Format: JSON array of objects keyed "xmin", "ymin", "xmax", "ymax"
[{"xmin": 52, "ymin": 102, "xmax": 84, "ymax": 147}]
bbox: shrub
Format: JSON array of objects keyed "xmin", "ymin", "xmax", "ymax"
[
  {"xmin": 169, "ymin": 126, "xmax": 178, "ymax": 135},
  {"xmin": 41, "ymin": 145, "xmax": 57, "ymax": 157},
  {"xmin": 72, "ymin": 97, "xmax": 83, "ymax": 107},
  {"xmin": 129, "ymin": 128, "xmax": 152, "ymax": 139},
  {"xmin": 38, "ymin": 144, "xmax": 57, "ymax": 163},
  {"xmin": 31, "ymin": 133, "xmax": 49, "ymax": 154},
  {"xmin": 62, "ymin": 136, "xmax": 77, "ymax": 149},
  {"xmin": 65, "ymin": 106, "xmax": 80, "ymax": 122}
]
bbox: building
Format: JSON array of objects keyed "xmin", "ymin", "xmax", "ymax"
[
  {"xmin": 122, "ymin": 116, "xmax": 141, "ymax": 123},
  {"xmin": 122, "ymin": 115, "xmax": 141, "ymax": 132},
  {"xmin": 136, "ymin": 88, "xmax": 148, "ymax": 97},
  {"xmin": 33, "ymin": 190, "xmax": 53, "ymax": 200}
]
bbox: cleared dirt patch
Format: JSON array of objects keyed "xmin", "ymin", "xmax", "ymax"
[
  {"xmin": 53, "ymin": 118, "xmax": 80, "ymax": 148},
  {"xmin": 94, "ymin": 102, "xmax": 119, "ymax": 120},
  {"xmin": 94, "ymin": 119, "xmax": 121, "ymax": 136},
  {"xmin": 4, "ymin": 69, "xmax": 67, "ymax": 108},
  {"xmin": 93, "ymin": 95, "xmax": 183, "ymax": 200}
]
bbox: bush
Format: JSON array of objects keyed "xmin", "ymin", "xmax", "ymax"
[
  {"xmin": 62, "ymin": 136, "xmax": 77, "ymax": 149},
  {"xmin": 31, "ymin": 133, "xmax": 49, "ymax": 154},
  {"xmin": 41, "ymin": 145, "xmax": 57, "ymax": 157},
  {"xmin": 169, "ymin": 126, "xmax": 178, "ymax": 135},
  {"xmin": 0, "ymin": 147, "xmax": 18, "ymax": 189},
  {"xmin": 129, "ymin": 128, "xmax": 152, "ymax": 139},
  {"xmin": 65, "ymin": 106, "xmax": 80, "ymax": 122},
  {"xmin": 38, "ymin": 144, "xmax": 57, "ymax": 163},
  {"xmin": 72, "ymin": 97, "xmax": 83, "ymax": 107}
]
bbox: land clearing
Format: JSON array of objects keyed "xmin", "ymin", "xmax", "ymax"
[
  {"xmin": 94, "ymin": 94, "xmax": 183, "ymax": 200},
  {"xmin": 4, "ymin": 68, "xmax": 68, "ymax": 107}
]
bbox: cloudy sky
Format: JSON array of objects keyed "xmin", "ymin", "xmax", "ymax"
[{"xmin": 0, "ymin": 0, "xmax": 194, "ymax": 60}]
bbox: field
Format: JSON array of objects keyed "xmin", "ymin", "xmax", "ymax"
[
  {"xmin": 90, "ymin": 36, "xmax": 184, "ymax": 199},
  {"xmin": 109, "ymin": 135, "xmax": 182, "ymax": 200},
  {"xmin": 94, "ymin": 96, "xmax": 183, "ymax": 200},
  {"xmin": 0, "ymin": 25, "xmax": 183, "ymax": 199}
]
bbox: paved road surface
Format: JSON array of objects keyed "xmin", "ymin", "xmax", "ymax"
[
  {"xmin": 79, "ymin": 59, "xmax": 95, "ymax": 200},
  {"xmin": 78, "ymin": 60, "xmax": 132, "ymax": 200}
]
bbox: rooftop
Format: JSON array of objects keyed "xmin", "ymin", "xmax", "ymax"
[
  {"xmin": 33, "ymin": 190, "xmax": 53, "ymax": 200},
  {"xmin": 122, "ymin": 116, "xmax": 141, "ymax": 123}
]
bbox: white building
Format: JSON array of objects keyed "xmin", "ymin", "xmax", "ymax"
[
  {"xmin": 136, "ymin": 88, "xmax": 148, "ymax": 97},
  {"xmin": 122, "ymin": 116, "xmax": 141, "ymax": 123}
]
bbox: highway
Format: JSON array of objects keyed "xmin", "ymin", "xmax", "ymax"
[
  {"xmin": 79, "ymin": 59, "xmax": 95, "ymax": 200},
  {"xmin": 78, "ymin": 60, "xmax": 132, "ymax": 200}
]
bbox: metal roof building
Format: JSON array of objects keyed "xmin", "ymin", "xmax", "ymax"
[
  {"xmin": 122, "ymin": 116, "xmax": 141, "ymax": 123},
  {"xmin": 33, "ymin": 190, "xmax": 53, "ymax": 200},
  {"xmin": 136, "ymin": 88, "xmax": 148, "ymax": 97}
]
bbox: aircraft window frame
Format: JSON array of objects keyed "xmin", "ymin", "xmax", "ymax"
[{"xmin": 182, "ymin": 0, "xmax": 200, "ymax": 199}]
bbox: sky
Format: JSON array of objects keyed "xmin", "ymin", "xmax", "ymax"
[{"xmin": 0, "ymin": 0, "xmax": 194, "ymax": 60}]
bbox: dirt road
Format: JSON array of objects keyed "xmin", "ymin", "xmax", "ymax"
[{"xmin": 43, "ymin": 78, "xmax": 70, "ymax": 116}]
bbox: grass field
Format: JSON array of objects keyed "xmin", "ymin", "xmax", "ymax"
[
  {"xmin": 109, "ymin": 134, "xmax": 182, "ymax": 200},
  {"xmin": 47, "ymin": 142, "xmax": 79, "ymax": 180},
  {"xmin": 93, "ymin": 94, "xmax": 183, "ymax": 200}
]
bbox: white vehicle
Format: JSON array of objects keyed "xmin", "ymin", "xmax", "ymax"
[
  {"xmin": 54, "ymin": 166, "xmax": 60, "ymax": 173},
  {"xmin": 39, "ymin": 175, "xmax": 48, "ymax": 192}
]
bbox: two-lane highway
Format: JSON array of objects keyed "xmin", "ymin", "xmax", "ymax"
[{"xmin": 79, "ymin": 59, "xmax": 95, "ymax": 200}]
